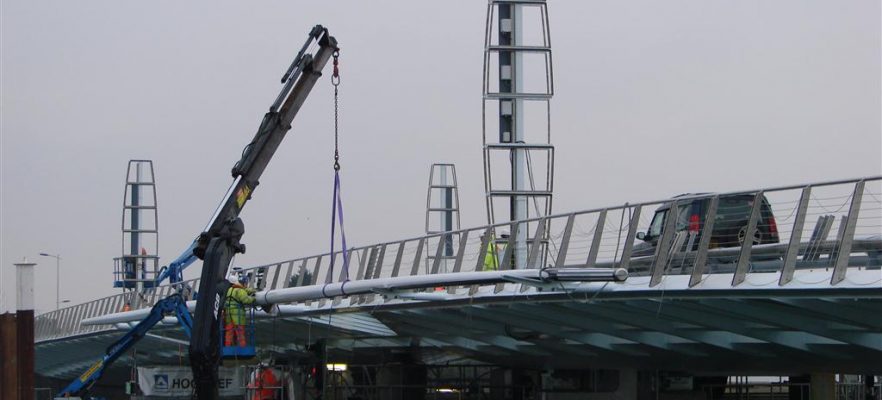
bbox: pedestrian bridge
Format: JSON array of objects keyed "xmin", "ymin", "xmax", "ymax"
[{"xmin": 34, "ymin": 177, "xmax": 882, "ymax": 381}]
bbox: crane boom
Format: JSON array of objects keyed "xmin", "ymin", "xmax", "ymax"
[{"xmin": 188, "ymin": 25, "xmax": 338, "ymax": 400}]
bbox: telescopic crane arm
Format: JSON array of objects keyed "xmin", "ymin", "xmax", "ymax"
[{"xmin": 188, "ymin": 25, "xmax": 338, "ymax": 400}]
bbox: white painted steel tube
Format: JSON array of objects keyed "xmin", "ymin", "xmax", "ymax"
[
  {"xmin": 81, "ymin": 268, "xmax": 625, "ymax": 326},
  {"xmin": 82, "ymin": 300, "xmax": 196, "ymax": 326},
  {"xmin": 85, "ymin": 303, "xmax": 311, "ymax": 326},
  {"xmin": 257, "ymin": 268, "xmax": 626, "ymax": 305}
]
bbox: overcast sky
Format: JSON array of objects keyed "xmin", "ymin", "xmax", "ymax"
[{"xmin": 1, "ymin": 1, "xmax": 879, "ymax": 313}]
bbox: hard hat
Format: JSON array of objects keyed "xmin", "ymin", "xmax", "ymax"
[
  {"xmin": 228, "ymin": 275, "xmax": 239, "ymax": 285},
  {"xmin": 499, "ymin": 230, "xmax": 510, "ymax": 238}
]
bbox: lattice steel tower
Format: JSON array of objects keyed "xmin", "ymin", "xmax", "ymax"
[
  {"xmin": 426, "ymin": 163, "xmax": 462, "ymax": 273},
  {"xmin": 483, "ymin": 0, "xmax": 554, "ymax": 269},
  {"xmin": 113, "ymin": 160, "xmax": 160, "ymax": 307}
]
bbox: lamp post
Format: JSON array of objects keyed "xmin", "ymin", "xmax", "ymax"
[{"xmin": 39, "ymin": 253, "xmax": 61, "ymax": 310}]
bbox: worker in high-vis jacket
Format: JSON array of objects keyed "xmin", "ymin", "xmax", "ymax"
[
  {"xmin": 224, "ymin": 275, "xmax": 256, "ymax": 347},
  {"xmin": 482, "ymin": 231, "xmax": 509, "ymax": 271}
]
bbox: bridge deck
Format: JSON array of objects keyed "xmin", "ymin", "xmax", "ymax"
[{"xmin": 35, "ymin": 177, "xmax": 882, "ymax": 379}]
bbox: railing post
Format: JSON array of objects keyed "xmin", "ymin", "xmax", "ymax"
[
  {"xmin": 618, "ymin": 205, "xmax": 642, "ymax": 272},
  {"xmin": 831, "ymin": 180, "xmax": 865, "ymax": 285},
  {"xmin": 391, "ymin": 242, "xmax": 406, "ymax": 278},
  {"xmin": 452, "ymin": 231, "xmax": 470, "ymax": 273},
  {"xmin": 327, "ymin": 253, "xmax": 341, "ymax": 284},
  {"xmin": 410, "ymin": 238, "xmax": 426, "ymax": 276},
  {"xmin": 373, "ymin": 244, "xmax": 387, "ymax": 279},
  {"xmin": 311, "ymin": 256, "xmax": 323, "ymax": 286},
  {"xmin": 336, "ymin": 253, "xmax": 349, "ymax": 283},
  {"xmin": 431, "ymin": 235, "xmax": 447, "ymax": 274},
  {"xmin": 475, "ymin": 228, "xmax": 492, "ymax": 272},
  {"xmin": 733, "ymin": 192, "xmax": 764, "ymax": 286},
  {"xmin": 283, "ymin": 261, "xmax": 294, "ymax": 288},
  {"xmin": 295, "ymin": 259, "xmax": 308, "ymax": 287},
  {"xmin": 830, "ymin": 216, "xmax": 848, "ymax": 263},
  {"xmin": 690, "ymin": 196, "xmax": 718, "ymax": 287},
  {"xmin": 586, "ymin": 210, "xmax": 607, "ymax": 268},
  {"xmin": 270, "ymin": 263, "xmax": 282, "ymax": 289},
  {"xmin": 780, "ymin": 186, "xmax": 811, "ymax": 285},
  {"xmin": 499, "ymin": 223, "xmax": 519, "ymax": 271},
  {"xmin": 360, "ymin": 247, "xmax": 376, "ymax": 280},
  {"xmin": 554, "ymin": 214, "xmax": 575, "ymax": 267},
  {"xmin": 650, "ymin": 201, "xmax": 680, "ymax": 287},
  {"xmin": 527, "ymin": 218, "xmax": 547, "ymax": 269}
]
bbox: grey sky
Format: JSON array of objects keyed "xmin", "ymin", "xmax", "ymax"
[{"xmin": 1, "ymin": 1, "xmax": 879, "ymax": 313}]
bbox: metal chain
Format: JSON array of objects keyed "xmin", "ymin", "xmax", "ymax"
[
  {"xmin": 332, "ymin": 50, "xmax": 340, "ymax": 171},
  {"xmin": 326, "ymin": 50, "xmax": 341, "ymax": 399}
]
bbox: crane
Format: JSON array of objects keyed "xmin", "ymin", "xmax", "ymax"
[
  {"xmin": 59, "ymin": 25, "xmax": 338, "ymax": 399},
  {"xmin": 188, "ymin": 25, "xmax": 338, "ymax": 399}
]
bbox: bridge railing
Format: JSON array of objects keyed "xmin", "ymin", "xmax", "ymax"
[
  {"xmin": 35, "ymin": 177, "xmax": 881, "ymax": 342},
  {"xmin": 237, "ymin": 176, "xmax": 880, "ymax": 292}
]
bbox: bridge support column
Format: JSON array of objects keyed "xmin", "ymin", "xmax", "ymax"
[
  {"xmin": 614, "ymin": 369, "xmax": 638, "ymax": 400},
  {"xmin": 810, "ymin": 373, "xmax": 835, "ymax": 400},
  {"xmin": 490, "ymin": 368, "xmax": 541, "ymax": 400},
  {"xmin": 789, "ymin": 375, "xmax": 810, "ymax": 400},
  {"xmin": 376, "ymin": 363, "xmax": 426, "ymax": 400},
  {"xmin": 636, "ymin": 370, "xmax": 655, "ymax": 400}
]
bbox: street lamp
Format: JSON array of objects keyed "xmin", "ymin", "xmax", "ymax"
[{"xmin": 39, "ymin": 252, "xmax": 61, "ymax": 310}]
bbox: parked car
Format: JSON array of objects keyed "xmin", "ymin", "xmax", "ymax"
[{"xmin": 632, "ymin": 193, "xmax": 780, "ymax": 258}]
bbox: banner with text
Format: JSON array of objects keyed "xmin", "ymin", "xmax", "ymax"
[{"xmin": 137, "ymin": 366, "xmax": 245, "ymax": 397}]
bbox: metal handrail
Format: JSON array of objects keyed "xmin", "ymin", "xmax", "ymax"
[{"xmin": 35, "ymin": 176, "xmax": 882, "ymax": 342}]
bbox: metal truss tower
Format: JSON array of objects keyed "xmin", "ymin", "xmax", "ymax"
[
  {"xmin": 482, "ymin": 0, "xmax": 554, "ymax": 269},
  {"xmin": 426, "ymin": 163, "xmax": 462, "ymax": 273},
  {"xmin": 113, "ymin": 160, "xmax": 160, "ymax": 307}
]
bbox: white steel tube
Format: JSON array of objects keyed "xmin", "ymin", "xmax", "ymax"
[
  {"xmin": 85, "ymin": 302, "xmax": 308, "ymax": 326},
  {"xmin": 81, "ymin": 268, "xmax": 626, "ymax": 326},
  {"xmin": 83, "ymin": 300, "xmax": 197, "ymax": 326},
  {"xmin": 257, "ymin": 268, "xmax": 625, "ymax": 306}
]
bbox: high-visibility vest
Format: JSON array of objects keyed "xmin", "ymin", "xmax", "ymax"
[
  {"xmin": 224, "ymin": 285, "xmax": 254, "ymax": 325},
  {"xmin": 483, "ymin": 235, "xmax": 507, "ymax": 271}
]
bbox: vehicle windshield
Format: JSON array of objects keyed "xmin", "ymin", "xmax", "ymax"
[
  {"xmin": 648, "ymin": 210, "xmax": 667, "ymax": 238},
  {"xmin": 675, "ymin": 204, "xmax": 691, "ymax": 230},
  {"xmin": 647, "ymin": 204, "xmax": 691, "ymax": 238}
]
